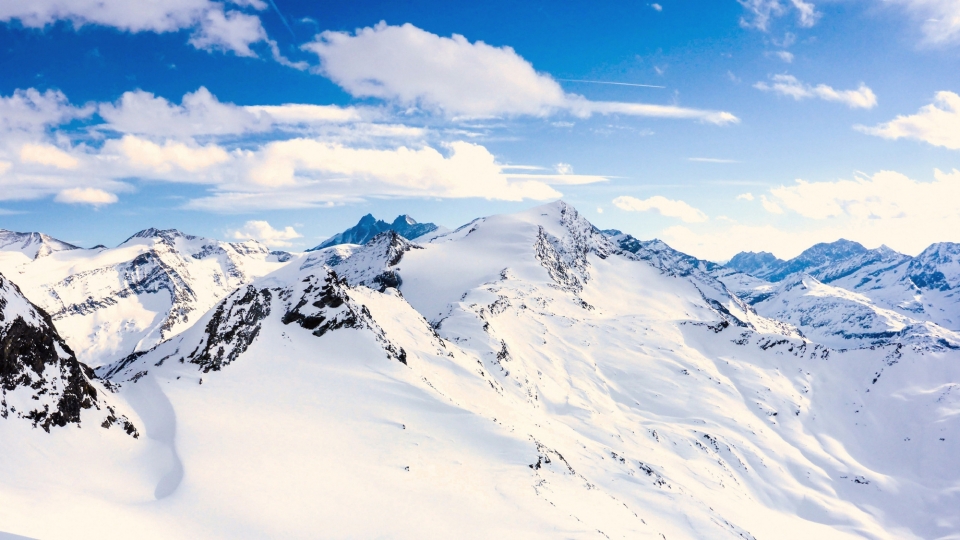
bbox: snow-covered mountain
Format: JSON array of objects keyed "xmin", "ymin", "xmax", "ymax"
[
  {"xmin": 308, "ymin": 213, "xmax": 441, "ymax": 250},
  {"xmin": 726, "ymin": 239, "xmax": 960, "ymax": 338},
  {"xmin": 0, "ymin": 228, "xmax": 80, "ymax": 261},
  {"xmin": 728, "ymin": 239, "xmax": 910, "ymax": 284},
  {"xmin": 0, "ymin": 228, "xmax": 292, "ymax": 367},
  {"xmin": 1, "ymin": 202, "xmax": 959, "ymax": 539},
  {"xmin": 0, "ymin": 271, "xmax": 135, "ymax": 434}
]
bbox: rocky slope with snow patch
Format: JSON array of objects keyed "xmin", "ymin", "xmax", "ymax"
[
  {"xmin": 0, "ymin": 228, "xmax": 291, "ymax": 367},
  {"xmin": 1, "ymin": 271, "xmax": 136, "ymax": 434}
]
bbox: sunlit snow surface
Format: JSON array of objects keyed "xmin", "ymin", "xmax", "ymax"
[{"xmin": 1, "ymin": 203, "xmax": 959, "ymax": 539}]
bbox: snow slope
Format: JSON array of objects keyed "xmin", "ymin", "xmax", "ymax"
[
  {"xmin": 0, "ymin": 228, "xmax": 291, "ymax": 367},
  {"xmin": 1, "ymin": 202, "xmax": 958, "ymax": 539}
]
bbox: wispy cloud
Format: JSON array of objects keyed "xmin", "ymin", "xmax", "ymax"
[
  {"xmin": 738, "ymin": 0, "xmax": 821, "ymax": 31},
  {"xmin": 754, "ymin": 74, "xmax": 877, "ymax": 109}
]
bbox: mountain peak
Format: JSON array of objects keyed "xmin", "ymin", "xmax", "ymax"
[
  {"xmin": 0, "ymin": 229, "xmax": 80, "ymax": 259},
  {"xmin": 310, "ymin": 213, "xmax": 439, "ymax": 251}
]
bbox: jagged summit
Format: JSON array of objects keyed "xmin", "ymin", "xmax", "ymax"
[
  {"xmin": 0, "ymin": 229, "xmax": 80, "ymax": 260},
  {"xmin": 726, "ymin": 251, "xmax": 784, "ymax": 277},
  {"xmin": 726, "ymin": 239, "xmax": 909, "ymax": 283},
  {"xmin": 309, "ymin": 213, "xmax": 440, "ymax": 250},
  {"xmin": 120, "ymin": 228, "xmax": 197, "ymax": 246}
]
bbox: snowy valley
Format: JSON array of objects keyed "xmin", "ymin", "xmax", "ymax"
[{"xmin": 1, "ymin": 202, "xmax": 958, "ymax": 539}]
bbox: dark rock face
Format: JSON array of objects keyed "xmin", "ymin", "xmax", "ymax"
[
  {"xmin": 188, "ymin": 286, "xmax": 273, "ymax": 373},
  {"xmin": 0, "ymin": 273, "xmax": 135, "ymax": 434},
  {"xmin": 309, "ymin": 214, "xmax": 439, "ymax": 250},
  {"xmin": 906, "ymin": 243, "xmax": 960, "ymax": 291}
]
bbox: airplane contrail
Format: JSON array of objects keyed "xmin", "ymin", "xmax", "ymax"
[
  {"xmin": 267, "ymin": 0, "xmax": 296, "ymax": 38},
  {"xmin": 556, "ymin": 79, "xmax": 666, "ymax": 88}
]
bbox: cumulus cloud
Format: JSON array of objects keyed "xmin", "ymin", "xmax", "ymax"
[
  {"xmin": 112, "ymin": 135, "xmax": 230, "ymax": 174},
  {"xmin": 0, "ymin": 88, "xmax": 92, "ymax": 133},
  {"xmin": 857, "ymin": 91, "xmax": 960, "ymax": 149},
  {"xmin": 302, "ymin": 22, "xmax": 738, "ymax": 123},
  {"xmin": 664, "ymin": 170, "xmax": 960, "ymax": 260},
  {"xmin": 230, "ymin": 220, "xmax": 302, "ymax": 247},
  {"xmin": 99, "ymin": 87, "xmax": 268, "ymax": 137},
  {"xmin": 0, "ymin": 0, "xmax": 270, "ymax": 57},
  {"xmin": 54, "ymin": 187, "xmax": 118, "ymax": 206},
  {"xmin": 754, "ymin": 74, "xmax": 877, "ymax": 109},
  {"xmin": 0, "ymin": 85, "xmax": 608, "ymax": 210},
  {"xmin": 99, "ymin": 88, "xmax": 364, "ymax": 137},
  {"xmin": 612, "ymin": 195, "xmax": 708, "ymax": 223},
  {"xmin": 760, "ymin": 195, "xmax": 784, "ymax": 214},
  {"xmin": 19, "ymin": 143, "xmax": 79, "ymax": 169},
  {"xmin": 739, "ymin": 0, "xmax": 821, "ymax": 31},
  {"xmin": 736, "ymin": 192, "xmax": 755, "ymax": 200}
]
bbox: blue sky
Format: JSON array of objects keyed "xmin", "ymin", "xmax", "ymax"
[{"xmin": 1, "ymin": 0, "xmax": 959, "ymax": 260}]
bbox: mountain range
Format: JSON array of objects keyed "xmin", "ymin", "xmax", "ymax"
[{"xmin": 0, "ymin": 203, "xmax": 958, "ymax": 539}]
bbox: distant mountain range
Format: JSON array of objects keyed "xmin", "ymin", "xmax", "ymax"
[{"xmin": 309, "ymin": 214, "xmax": 441, "ymax": 250}]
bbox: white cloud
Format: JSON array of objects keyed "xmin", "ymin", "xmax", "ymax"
[
  {"xmin": 230, "ymin": 220, "xmax": 302, "ymax": 247},
  {"xmin": 112, "ymin": 135, "xmax": 230, "ymax": 174},
  {"xmin": 0, "ymin": 88, "xmax": 92, "ymax": 133},
  {"xmin": 612, "ymin": 195, "xmax": 709, "ymax": 223},
  {"xmin": 768, "ymin": 169, "xmax": 960, "ymax": 220},
  {"xmin": 99, "ymin": 88, "xmax": 364, "ymax": 137},
  {"xmin": 887, "ymin": 0, "xmax": 960, "ymax": 44},
  {"xmin": 54, "ymin": 187, "xmax": 118, "ymax": 206},
  {"xmin": 651, "ymin": 3, "xmax": 663, "ymax": 11},
  {"xmin": 245, "ymin": 103, "xmax": 362, "ymax": 124},
  {"xmin": 0, "ymin": 0, "xmax": 269, "ymax": 57},
  {"xmin": 857, "ymin": 91, "xmax": 960, "ymax": 149},
  {"xmin": 555, "ymin": 162, "xmax": 573, "ymax": 175},
  {"xmin": 662, "ymin": 169, "xmax": 960, "ymax": 260},
  {"xmin": 1, "ymin": 86, "xmax": 604, "ymax": 211},
  {"xmin": 99, "ymin": 87, "xmax": 267, "ymax": 137},
  {"xmin": 19, "ymin": 143, "xmax": 79, "ymax": 169},
  {"xmin": 754, "ymin": 74, "xmax": 877, "ymax": 109},
  {"xmin": 739, "ymin": 0, "xmax": 821, "ymax": 31},
  {"xmin": 188, "ymin": 8, "xmax": 266, "ymax": 57},
  {"xmin": 737, "ymin": 192, "xmax": 755, "ymax": 200},
  {"xmin": 302, "ymin": 22, "xmax": 738, "ymax": 123},
  {"xmin": 773, "ymin": 50, "xmax": 794, "ymax": 62},
  {"xmin": 760, "ymin": 195, "xmax": 784, "ymax": 214}
]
